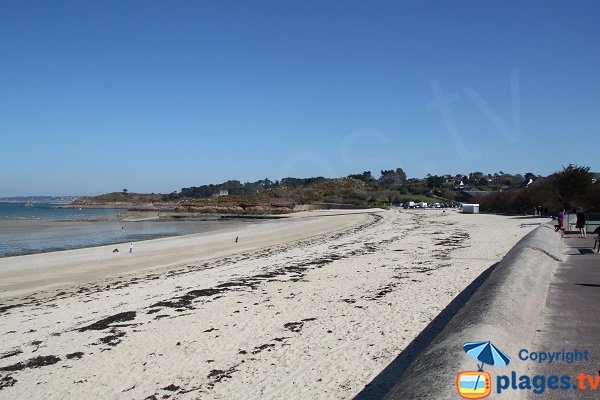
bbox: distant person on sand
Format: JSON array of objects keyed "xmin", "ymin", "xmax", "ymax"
[
  {"xmin": 575, "ymin": 209, "xmax": 586, "ymax": 238},
  {"xmin": 554, "ymin": 209, "xmax": 565, "ymax": 236},
  {"xmin": 129, "ymin": 243, "xmax": 133, "ymax": 253},
  {"xmin": 235, "ymin": 236, "xmax": 238, "ymax": 243}
]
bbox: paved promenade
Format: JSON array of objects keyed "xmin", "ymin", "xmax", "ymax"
[{"xmin": 526, "ymin": 235, "xmax": 600, "ymax": 399}]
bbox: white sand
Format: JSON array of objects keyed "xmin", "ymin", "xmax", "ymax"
[{"xmin": 0, "ymin": 210, "xmax": 546, "ymax": 399}]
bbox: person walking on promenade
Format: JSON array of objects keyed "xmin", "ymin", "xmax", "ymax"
[
  {"xmin": 576, "ymin": 209, "xmax": 587, "ymax": 238},
  {"xmin": 555, "ymin": 209, "xmax": 565, "ymax": 236}
]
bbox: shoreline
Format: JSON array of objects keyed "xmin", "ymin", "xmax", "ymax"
[
  {"xmin": 0, "ymin": 209, "xmax": 389, "ymax": 259},
  {"xmin": 0, "ymin": 210, "xmax": 374, "ymax": 299},
  {"xmin": 0, "ymin": 218, "xmax": 256, "ymax": 259},
  {"xmin": 0, "ymin": 210, "xmax": 547, "ymax": 399}
]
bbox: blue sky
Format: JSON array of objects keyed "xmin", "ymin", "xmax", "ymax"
[{"xmin": 1, "ymin": 0, "xmax": 599, "ymax": 196}]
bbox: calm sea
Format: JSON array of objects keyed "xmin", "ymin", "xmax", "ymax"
[
  {"xmin": 0, "ymin": 202, "xmax": 123, "ymax": 220},
  {"xmin": 0, "ymin": 203, "xmax": 240, "ymax": 257}
]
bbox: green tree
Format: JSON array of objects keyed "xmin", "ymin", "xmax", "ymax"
[
  {"xmin": 426, "ymin": 175, "xmax": 445, "ymax": 190},
  {"xmin": 379, "ymin": 168, "xmax": 407, "ymax": 188},
  {"xmin": 550, "ymin": 164, "xmax": 593, "ymax": 208},
  {"xmin": 348, "ymin": 171, "xmax": 376, "ymax": 184},
  {"xmin": 468, "ymin": 172, "xmax": 484, "ymax": 185}
]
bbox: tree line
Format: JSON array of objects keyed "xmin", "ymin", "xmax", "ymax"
[
  {"xmin": 167, "ymin": 167, "xmax": 545, "ymax": 203},
  {"xmin": 473, "ymin": 165, "xmax": 599, "ymax": 213}
]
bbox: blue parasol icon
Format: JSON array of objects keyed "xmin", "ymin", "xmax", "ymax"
[
  {"xmin": 464, "ymin": 341, "xmax": 511, "ymax": 371},
  {"xmin": 463, "ymin": 341, "xmax": 511, "ymax": 395}
]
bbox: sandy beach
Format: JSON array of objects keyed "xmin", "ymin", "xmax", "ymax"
[{"xmin": 0, "ymin": 210, "xmax": 547, "ymax": 399}]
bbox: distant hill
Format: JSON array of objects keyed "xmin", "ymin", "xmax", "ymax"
[
  {"xmin": 51, "ymin": 167, "xmax": 591, "ymax": 214},
  {"xmin": 73, "ymin": 192, "xmax": 164, "ymax": 204},
  {"xmin": 0, "ymin": 196, "xmax": 78, "ymax": 203},
  {"xmin": 76, "ymin": 176, "xmax": 448, "ymax": 214}
]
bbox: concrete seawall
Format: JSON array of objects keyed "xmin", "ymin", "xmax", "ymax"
[{"xmin": 383, "ymin": 223, "xmax": 562, "ymax": 399}]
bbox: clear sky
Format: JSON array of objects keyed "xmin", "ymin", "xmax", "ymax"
[{"xmin": 1, "ymin": 0, "xmax": 598, "ymax": 196}]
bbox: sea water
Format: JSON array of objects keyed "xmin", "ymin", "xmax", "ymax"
[
  {"xmin": 0, "ymin": 202, "xmax": 123, "ymax": 221},
  {"xmin": 0, "ymin": 203, "xmax": 240, "ymax": 257}
]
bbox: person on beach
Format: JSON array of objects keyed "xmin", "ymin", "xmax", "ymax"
[
  {"xmin": 554, "ymin": 209, "xmax": 565, "ymax": 236},
  {"xmin": 129, "ymin": 242, "xmax": 133, "ymax": 253},
  {"xmin": 575, "ymin": 209, "xmax": 586, "ymax": 238},
  {"xmin": 235, "ymin": 236, "xmax": 238, "ymax": 243}
]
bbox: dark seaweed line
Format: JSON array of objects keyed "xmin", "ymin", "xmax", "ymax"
[
  {"xmin": 0, "ymin": 213, "xmax": 384, "ymax": 318},
  {"xmin": 367, "ymin": 222, "xmax": 470, "ymax": 301},
  {"xmin": 146, "ymin": 217, "xmax": 395, "ymax": 313},
  {"xmin": 0, "ymin": 214, "xmax": 377, "ymax": 320},
  {"xmin": 0, "ymin": 213, "xmax": 387, "ymax": 386}
]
